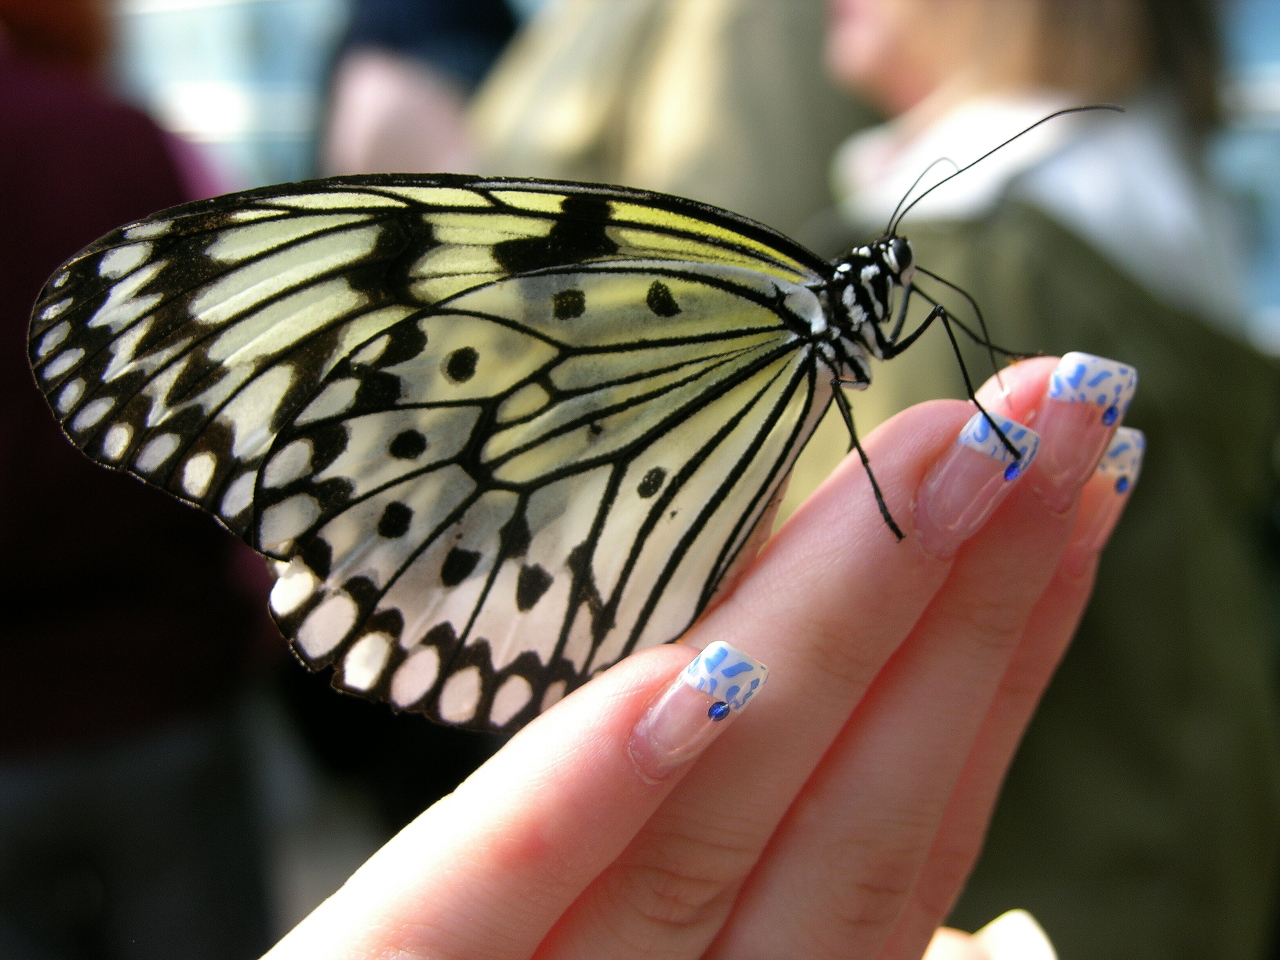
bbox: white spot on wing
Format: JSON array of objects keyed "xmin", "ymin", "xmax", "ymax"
[
  {"xmin": 296, "ymin": 593, "xmax": 358, "ymax": 658},
  {"xmin": 56, "ymin": 378, "xmax": 85, "ymax": 413},
  {"xmin": 438, "ymin": 666, "xmax": 482, "ymax": 724},
  {"xmin": 40, "ymin": 298, "xmax": 72, "ymax": 321},
  {"xmin": 259, "ymin": 494, "xmax": 321, "ymax": 550},
  {"xmin": 221, "ymin": 365, "xmax": 296, "ymax": 459},
  {"xmin": 72, "ymin": 397, "xmax": 114, "ymax": 432},
  {"xmin": 341, "ymin": 633, "xmax": 392, "ymax": 691},
  {"xmin": 263, "ymin": 439, "xmax": 313, "ymax": 489},
  {"xmin": 270, "ymin": 559, "xmax": 318, "ymax": 616},
  {"xmin": 37, "ymin": 322, "xmax": 70, "ymax": 358},
  {"xmin": 541, "ymin": 680, "xmax": 567, "ymax": 713},
  {"xmin": 294, "ymin": 378, "xmax": 359, "ymax": 426},
  {"xmin": 99, "ymin": 243, "xmax": 152, "ymax": 279},
  {"xmin": 125, "ymin": 219, "xmax": 172, "ymax": 240},
  {"xmin": 220, "ymin": 470, "xmax": 256, "ymax": 519},
  {"xmin": 135, "ymin": 433, "xmax": 181, "ymax": 473},
  {"xmin": 490, "ymin": 675, "xmax": 533, "ymax": 727},
  {"xmin": 101, "ymin": 423, "xmax": 132, "ymax": 460},
  {"xmin": 391, "ymin": 646, "xmax": 441, "ymax": 708},
  {"xmin": 42, "ymin": 347, "xmax": 84, "ymax": 380},
  {"xmin": 182, "ymin": 452, "xmax": 217, "ymax": 497}
]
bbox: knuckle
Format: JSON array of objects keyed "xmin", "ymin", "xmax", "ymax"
[{"xmin": 604, "ymin": 832, "xmax": 756, "ymax": 936}]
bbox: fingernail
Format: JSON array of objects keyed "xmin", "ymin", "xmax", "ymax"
[
  {"xmin": 1061, "ymin": 428, "xmax": 1144, "ymax": 576},
  {"xmin": 914, "ymin": 412, "xmax": 1040, "ymax": 559},
  {"xmin": 974, "ymin": 909, "xmax": 1057, "ymax": 960},
  {"xmin": 1029, "ymin": 353, "xmax": 1138, "ymax": 511},
  {"xmin": 628, "ymin": 641, "xmax": 769, "ymax": 783}
]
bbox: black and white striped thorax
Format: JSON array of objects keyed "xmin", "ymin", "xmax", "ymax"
[{"xmin": 815, "ymin": 235, "xmax": 917, "ymax": 387}]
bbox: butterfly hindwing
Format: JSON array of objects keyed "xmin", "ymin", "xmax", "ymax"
[
  {"xmin": 258, "ymin": 263, "xmax": 829, "ymax": 730},
  {"xmin": 29, "ymin": 174, "xmax": 837, "ymax": 732}
]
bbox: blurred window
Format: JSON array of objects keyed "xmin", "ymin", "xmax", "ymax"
[
  {"xmin": 110, "ymin": 0, "xmax": 351, "ymax": 188},
  {"xmin": 1214, "ymin": 0, "xmax": 1280, "ymax": 351}
]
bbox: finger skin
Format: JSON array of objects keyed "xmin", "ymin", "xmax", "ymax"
[
  {"xmin": 878, "ymin": 562, "xmax": 1100, "ymax": 959},
  {"xmin": 262, "ymin": 643, "xmax": 703, "ymax": 960},
  {"xmin": 539, "ymin": 362, "xmax": 1061, "ymax": 960},
  {"xmin": 702, "ymin": 360, "xmax": 1087, "ymax": 960}
]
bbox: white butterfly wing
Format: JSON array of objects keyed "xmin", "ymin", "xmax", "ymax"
[
  {"xmin": 263, "ymin": 264, "xmax": 830, "ymax": 729},
  {"xmin": 29, "ymin": 175, "xmax": 834, "ymax": 731}
]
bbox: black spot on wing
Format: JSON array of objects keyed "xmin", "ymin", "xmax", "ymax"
[
  {"xmin": 492, "ymin": 195, "xmax": 618, "ymax": 273},
  {"xmin": 376, "ymin": 319, "xmax": 428, "ymax": 367},
  {"xmin": 352, "ymin": 370, "xmax": 401, "ymax": 412},
  {"xmin": 389, "ymin": 429, "xmax": 427, "ymax": 460},
  {"xmin": 377, "ymin": 501, "xmax": 412, "ymax": 538},
  {"xmin": 516, "ymin": 564, "xmax": 554, "ymax": 612},
  {"xmin": 343, "ymin": 212, "xmax": 438, "ymax": 302},
  {"xmin": 441, "ymin": 547, "xmax": 481, "ymax": 586},
  {"xmin": 365, "ymin": 607, "xmax": 405, "ymax": 642},
  {"xmin": 499, "ymin": 513, "xmax": 531, "ymax": 557},
  {"xmin": 637, "ymin": 467, "xmax": 666, "ymax": 498},
  {"xmin": 444, "ymin": 347, "xmax": 478, "ymax": 383},
  {"xmin": 646, "ymin": 281, "xmax": 681, "ymax": 317},
  {"xmin": 300, "ymin": 536, "xmax": 333, "ymax": 579},
  {"xmin": 424, "ymin": 621, "xmax": 458, "ymax": 646},
  {"xmin": 553, "ymin": 289, "xmax": 585, "ymax": 319},
  {"xmin": 307, "ymin": 421, "xmax": 349, "ymax": 475}
]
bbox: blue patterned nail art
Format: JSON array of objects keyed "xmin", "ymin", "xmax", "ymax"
[
  {"xmin": 957, "ymin": 412, "xmax": 1041, "ymax": 480},
  {"xmin": 1095, "ymin": 427, "xmax": 1145, "ymax": 495},
  {"xmin": 682, "ymin": 641, "xmax": 769, "ymax": 713},
  {"xmin": 1047, "ymin": 352, "xmax": 1139, "ymax": 424}
]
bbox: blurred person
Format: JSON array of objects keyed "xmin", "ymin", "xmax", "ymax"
[
  {"xmin": 795, "ymin": 0, "xmax": 1280, "ymax": 958},
  {"xmin": 471, "ymin": 0, "xmax": 875, "ymax": 238},
  {"xmin": 321, "ymin": 0, "xmax": 518, "ymax": 175},
  {"xmin": 0, "ymin": 3, "xmax": 274, "ymax": 957}
]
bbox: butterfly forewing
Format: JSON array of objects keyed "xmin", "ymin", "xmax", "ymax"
[{"xmin": 29, "ymin": 173, "xmax": 838, "ymax": 732}]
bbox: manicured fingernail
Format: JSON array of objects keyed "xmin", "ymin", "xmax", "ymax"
[
  {"xmin": 974, "ymin": 909, "xmax": 1057, "ymax": 960},
  {"xmin": 914, "ymin": 412, "xmax": 1040, "ymax": 559},
  {"xmin": 1062, "ymin": 428, "xmax": 1144, "ymax": 576},
  {"xmin": 1029, "ymin": 353, "xmax": 1138, "ymax": 511},
  {"xmin": 628, "ymin": 641, "xmax": 769, "ymax": 783}
]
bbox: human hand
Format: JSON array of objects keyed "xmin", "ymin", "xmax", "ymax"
[
  {"xmin": 262, "ymin": 353, "xmax": 1139, "ymax": 960},
  {"xmin": 923, "ymin": 910, "xmax": 1056, "ymax": 960}
]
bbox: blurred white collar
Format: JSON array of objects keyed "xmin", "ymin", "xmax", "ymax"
[{"xmin": 832, "ymin": 93, "xmax": 1249, "ymax": 336}]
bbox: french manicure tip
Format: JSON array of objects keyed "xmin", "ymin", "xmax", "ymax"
[
  {"xmin": 683, "ymin": 641, "xmax": 770, "ymax": 714},
  {"xmin": 958, "ymin": 411, "xmax": 1040, "ymax": 468},
  {"xmin": 1048, "ymin": 352, "xmax": 1139, "ymax": 414},
  {"xmin": 1095, "ymin": 426, "xmax": 1145, "ymax": 493}
]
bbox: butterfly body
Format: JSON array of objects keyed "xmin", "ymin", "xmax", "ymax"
[{"xmin": 29, "ymin": 174, "xmax": 915, "ymax": 732}]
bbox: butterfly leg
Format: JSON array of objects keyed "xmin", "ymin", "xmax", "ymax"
[
  {"xmin": 831, "ymin": 382, "xmax": 904, "ymax": 540},
  {"xmin": 883, "ymin": 305, "xmax": 1023, "ymax": 464}
]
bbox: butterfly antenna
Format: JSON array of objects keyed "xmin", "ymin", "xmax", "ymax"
[
  {"xmin": 888, "ymin": 104, "xmax": 1123, "ymax": 235},
  {"xmin": 883, "ymin": 157, "xmax": 960, "ymax": 237}
]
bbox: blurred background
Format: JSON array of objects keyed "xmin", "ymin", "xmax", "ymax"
[{"xmin": 4, "ymin": 0, "xmax": 1280, "ymax": 958}]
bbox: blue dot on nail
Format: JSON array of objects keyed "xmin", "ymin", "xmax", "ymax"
[
  {"xmin": 708, "ymin": 701, "xmax": 730, "ymax": 722},
  {"xmin": 1102, "ymin": 406, "xmax": 1119, "ymax": 426},
  {"xmin": 1115, "ymin": 475, "xmax": 1130, "ymax": 494},
  {"xmin": 1003, "ymin": 462, "xmax": 1022, "ymax": 481}
]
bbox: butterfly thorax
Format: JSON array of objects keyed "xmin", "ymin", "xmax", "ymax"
[{"xmin": 822, "ymin": 236, "xmax": 916, "ymax": 388}]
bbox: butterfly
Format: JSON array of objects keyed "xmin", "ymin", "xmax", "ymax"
[{"xmin": 27, "ymin": 172, "xmax": 1000, "ymax": 733}]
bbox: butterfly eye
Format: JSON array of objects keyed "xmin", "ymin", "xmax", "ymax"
[{"xmin": 889, "ymin": 238, "xmax": 914, "ymax": 278}]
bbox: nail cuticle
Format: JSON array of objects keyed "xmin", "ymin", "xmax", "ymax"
[
  {"xmin": 628, "ymin": 641, "xmax": 769, "ymax": 783},
  {"xmin": 913, "ymin": 411, "xmax": 1040, "ymax": 559}
]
